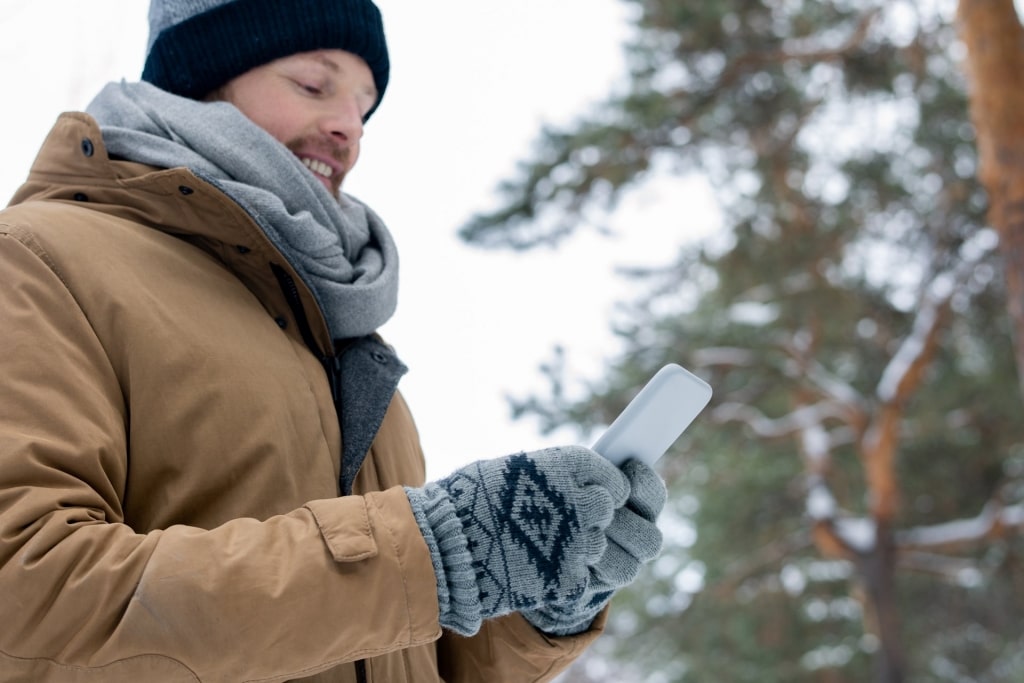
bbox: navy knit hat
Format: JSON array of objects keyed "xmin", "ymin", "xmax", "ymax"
[{"xmin": 142, "ymin": 0, "xmax": 389, "ymax": 119}]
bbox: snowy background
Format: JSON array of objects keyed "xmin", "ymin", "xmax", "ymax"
[{"xmin": 0, "ymin": 0, "xmax": 719, "ymax": 478}]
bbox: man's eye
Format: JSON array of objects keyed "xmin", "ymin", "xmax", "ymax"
[{"xmin": 295, "ymin": 81, "xmax": 322, "ymax": 95}]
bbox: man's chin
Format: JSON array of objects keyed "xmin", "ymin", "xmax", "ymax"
[{"xmin": 315, "ymin": 176, "xmax": 341, "ymax": 196}]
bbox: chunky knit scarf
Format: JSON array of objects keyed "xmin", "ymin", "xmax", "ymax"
[{"xmin": 86, "ymin": 80, "xmax": 398, "ymax": 340}]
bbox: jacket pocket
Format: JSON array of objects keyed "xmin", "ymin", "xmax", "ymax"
[{"xmin": 305, "ymin": 497, "xmax": 379, "ymax": 562}]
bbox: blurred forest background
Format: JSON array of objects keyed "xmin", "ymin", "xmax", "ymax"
[{"xmin": 461, "ymin": 0, "xmax": 1024, "ymax": 681}]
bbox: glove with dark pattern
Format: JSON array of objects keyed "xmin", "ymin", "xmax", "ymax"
[
  {"xmin": 521, "ymin": 458, "xmax": 667, "ymax": 635},
  {"xmin": 405, "ymin": 446, "xmax": 629, "ymax": 636}
]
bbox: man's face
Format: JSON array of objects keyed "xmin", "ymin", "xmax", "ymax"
[{"xmin": 214, "ymin": 49, "xmax": 378, "ymax": 195}]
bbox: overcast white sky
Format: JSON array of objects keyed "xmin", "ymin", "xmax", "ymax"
[{"xmin": 0, "ymin": 1, "xmax": 718, "ymax": 478}]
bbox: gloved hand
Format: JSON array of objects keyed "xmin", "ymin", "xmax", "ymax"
[
  {"xmin": 521, "ymin": 459, "xmax": 667, "ymax": 636},
  {"xmin": 404, "ymin": 446, "xmax": 630, "ymax": 636}
]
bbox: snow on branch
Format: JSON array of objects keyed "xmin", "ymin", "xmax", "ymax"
[
  {"xmin": 806, "ymin": 473, "xmax": 879, "ymax": 555},
  {"xmin": 712, "ymin": 401, "xmax": 849, "ymax": 439},
  {"xmin": 876, "ymin": 238, "xmax": 997, "ymax": 404},
  {"xmin": 806, "ymin": 475, "xmax": 838, "ymax": 520},
  {"xmin": 800, "ymin": 422, "xmax": 831, "ymax": 469},
  {"xmin": 875, "ymin": 272, "xmax": 952, "ymax": 404},
  {"xmin": 897, "ymin": 551, "xmax": 986, "ymax": 586},
  {"xmin": 804, "ymin": 361, "xmax": 866, "ymax": 410},
  {"xmin": 897, "ymin": 502, "xmax": 1024, "ymax": 551},
  {"xmin": 780, "ymin": 354, "xmax": 866, "ymax": 417},
  {"xmin": 834, "ymin": 517, "xmax": 877, "ymax": 554}
]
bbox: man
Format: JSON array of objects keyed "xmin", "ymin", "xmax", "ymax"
[{"xmin": 0, "ymin": 1, "xmax": 666, "ymax": 681}]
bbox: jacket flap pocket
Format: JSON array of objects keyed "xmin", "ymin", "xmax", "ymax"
[{"xmin": 305, "ymin": 497, "xmax": 379, "ymax": 562}]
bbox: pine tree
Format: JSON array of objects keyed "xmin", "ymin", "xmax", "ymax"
[{"xmin": 461, "ymin": 1, "xmax": 1024, "ymax": 680}]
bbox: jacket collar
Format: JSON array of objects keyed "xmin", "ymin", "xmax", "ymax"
[{"xmin": 8, "ymin": 112, "xmax": 335, "ymax": 353}]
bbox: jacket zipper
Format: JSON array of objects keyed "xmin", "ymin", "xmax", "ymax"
[{"xmin": 271, "ymin": 264, "xmax": 369, "ymax": 683}]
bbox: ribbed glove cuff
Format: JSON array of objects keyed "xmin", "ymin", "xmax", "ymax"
[{"xmin": 404, "ymin": 484, "xmax": 484, "ymax": 636}]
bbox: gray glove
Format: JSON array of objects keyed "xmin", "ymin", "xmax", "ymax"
[
  {"xmin": 521, "ymin": 459, "xmax": 667, "ymax": 636},
  {"xmin": 404, "ymin": 446, "xmax": 629, "ymax": 636}
]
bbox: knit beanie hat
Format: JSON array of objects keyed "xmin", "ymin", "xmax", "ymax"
[{"xmin": 142, "ymin": 0, "xmax": 389, "ymax": 119}]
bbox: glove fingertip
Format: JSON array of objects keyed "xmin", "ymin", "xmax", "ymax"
[
  {"xmin": 622, "ymin": 459, "xmax": 667, "ymax": 519},
  {"xmin": 605, "ymin": 509, "xmax": 664, "ymax": 563},
  {"xmin": 590, "ymin": 542, "xmax": 642, "ymax": 588}
]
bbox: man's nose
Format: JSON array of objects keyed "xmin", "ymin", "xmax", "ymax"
[{"xmin": 321, "ymin": 100, "xmax": 364, "ymax": 144}]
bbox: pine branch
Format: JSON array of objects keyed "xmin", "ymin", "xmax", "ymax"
[
  {"xmin": 707, "ymin": 8, "xmax": 883, "ymax": 93},
  {"xmin": 709, "ymin": 530, "xmax": 814, "ymax": 598},
  {"xmin": 691, "ymin": 346, "xmax": 758, "ymax": 368}
]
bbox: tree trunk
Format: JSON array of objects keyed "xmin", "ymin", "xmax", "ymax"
[
  {"xmin": 957, "ymin": 0, "xmax": 1024, "ymax": 396},
  {"xmin": 859, "ymin": 523, "xmax": 906, "ymax": 683}
]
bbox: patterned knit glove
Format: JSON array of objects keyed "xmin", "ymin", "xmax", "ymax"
[
  {"xmin": 404, "ymin": 446, "xmax": 630, "ymax": 636},
  {"xmin": 521, "ymin": 459, "xmax": 667, "ymax": 636}
]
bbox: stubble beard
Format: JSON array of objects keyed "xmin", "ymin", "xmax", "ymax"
[{"xmin": 287, "ymin": 135, "xmax": 351, "ymax": 196}]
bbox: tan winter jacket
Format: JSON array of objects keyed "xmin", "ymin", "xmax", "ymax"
[{"xmin": 0, "ymin": 113, "xmax": 604, "ymax": 682}]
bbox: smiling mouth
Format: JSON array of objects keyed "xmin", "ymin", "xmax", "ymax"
[{"xmin": 300, "ymin": 157, "xmax": 335, "ymax": 180}]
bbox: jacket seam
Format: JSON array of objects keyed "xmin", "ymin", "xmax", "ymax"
[
  {"xmin": 531, "ymin": 636, "xmax": 585, "ymax": 683},
  {"xmin": 0, "ymin": 647, "xmax": 200, "ymax": 681},
  {"xmin": 366, "ymin": 492, "xmax": 419, "ymax": 642},
  {"xmin": 0, "ymin": 224, "xmax": 73, "ymax": 292},
  {"xmin": 0, "ymin": 220, "xmax": 129, "ymax": 402}
]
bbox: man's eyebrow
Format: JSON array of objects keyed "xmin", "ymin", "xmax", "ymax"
[
  {"xmin": 308, "ymin": 53, "xmax": 378, "ymax": 100},
  {"xmin": 312, "ymin": 53, "xmax": 341, "ymax": 73}
]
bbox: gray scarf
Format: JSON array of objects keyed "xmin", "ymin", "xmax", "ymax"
[{"xmin": 86, "ymin": 80, "xmax": 398, "ymax": 341}]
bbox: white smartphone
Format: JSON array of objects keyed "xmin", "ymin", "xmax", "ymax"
[{"xmin": 592, "ymin": 364, "xmax": 712, "ymax": 467}]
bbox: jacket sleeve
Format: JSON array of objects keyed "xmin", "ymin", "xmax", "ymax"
[
  {"xmin": 0, "ymin": 227, "xmax": 442, "ymax": 681},
  {"xmin": 436, "ymin": 610, "xmax": 608, "ymax": 682}
]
